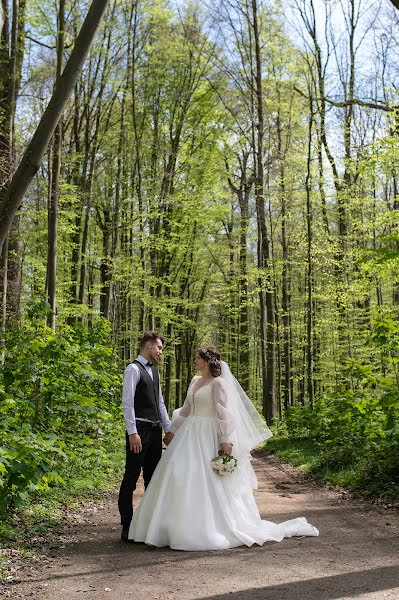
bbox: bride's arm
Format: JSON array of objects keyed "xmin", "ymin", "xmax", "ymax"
[
  {"xmin": 213, "ymin": 377, "xmax": 235, "ymax": 452},
  {"xmin": 170, "ymin": 377, "xmax": 195, "ymax": 433}
]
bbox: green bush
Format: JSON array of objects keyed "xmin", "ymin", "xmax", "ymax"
[
  {"xmin": 0, "ymin": 429, "xmax": 68, "ymax": 512},
  {"xmin": 0, "ymin": 301, "xmax": 123, "ymax": 514},
  {"xmin": 280, "ymin": 313, "xmax": 399, "ymax": 499}
]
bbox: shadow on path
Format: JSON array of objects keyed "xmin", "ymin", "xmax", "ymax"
[{"xmin": 195, "ymin": 565, "xmax": 399, "ymax": 600}]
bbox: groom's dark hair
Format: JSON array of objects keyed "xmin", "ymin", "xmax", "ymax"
[{"xmin": 140, "ymin": 331, "xmax": 164, "ymax": 348}]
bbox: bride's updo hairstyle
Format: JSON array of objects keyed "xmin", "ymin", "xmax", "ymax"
[{"xmin": 198, "ymin": 347, "xmax": 222, "ymax": 377}]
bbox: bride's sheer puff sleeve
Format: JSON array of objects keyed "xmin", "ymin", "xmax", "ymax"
[
  {"xmin": 212, "ymin": 377, "xmax": 235, "ymax": 444},
  {"xmin": 170, "ymin": 377, "xmax": 195, "ymax": 433}
]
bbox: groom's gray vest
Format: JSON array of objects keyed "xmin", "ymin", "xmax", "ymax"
[{"xmin": 133, "ymin": 360, "xmax": 161, "ymax": 423}]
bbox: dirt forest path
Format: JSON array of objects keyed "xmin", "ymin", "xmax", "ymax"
[{"xmin": 4, "ymin": 453, "xmax": 399, "ymax": 600}]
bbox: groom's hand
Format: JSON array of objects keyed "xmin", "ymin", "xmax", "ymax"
[
  {"xmin": 129, "ymin": 433, "xmax": 142, "ymax": 453},
  {"xmin": 219, "ymin": 443, "xmax": 233, "ymax": 455},
  {"xmin": 163, "ymin": 431, "xmax": 174, "ymax": 446}
]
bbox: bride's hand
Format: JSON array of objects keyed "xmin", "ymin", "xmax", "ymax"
[
  {"xmin": 219, "ymin": 443, "xmax": 233, "ymax": 455},
  {"xmin": 164, "ymin": 431, "xmax": 174, "ymax": 446}
]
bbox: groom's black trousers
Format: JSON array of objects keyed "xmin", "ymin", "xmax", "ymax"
[{"xmin": 118, "ymin": 422, "xmax": 163, "ymax": 528}]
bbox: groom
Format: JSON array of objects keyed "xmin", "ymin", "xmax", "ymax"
[{"xmin": 118, "ymin": 331, "xmax": 174, "ymax": 541}]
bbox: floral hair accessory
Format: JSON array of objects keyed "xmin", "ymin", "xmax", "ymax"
[{"xmin": 199, "ymin": 348, "xmax": 220, "ymax": 367}]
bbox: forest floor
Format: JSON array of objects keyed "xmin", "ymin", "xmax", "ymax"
[{"xmin": 1, "ymin": 452, "xmax": 399, "ymax": 600}]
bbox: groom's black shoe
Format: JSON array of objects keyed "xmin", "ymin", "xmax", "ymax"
[{"xmin": 121, "ymin": 526, "xmax": 131, "ymax": 542}]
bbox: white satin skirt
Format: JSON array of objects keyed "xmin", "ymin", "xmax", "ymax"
[{"xmin": 129, "ymin": 416, "xmax": 319, "ymax": 551}]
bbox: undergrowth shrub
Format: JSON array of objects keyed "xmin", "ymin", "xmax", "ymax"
[{"xmin": 0, "ymin": 301, "xmax": 122, "ymax": 513}]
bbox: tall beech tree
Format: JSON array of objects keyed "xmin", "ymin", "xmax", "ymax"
[
  {"xmin": 46, "ymin": 0, "xmax": 66, "ymax": 329},
  {"xmin": 0, "ymin": 0, "xmax": 26, "ymax": 327}
]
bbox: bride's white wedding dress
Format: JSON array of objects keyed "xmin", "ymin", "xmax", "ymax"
[{"xmin": 129, "ymin": 372, "xmax": 319, "ymax": 551}]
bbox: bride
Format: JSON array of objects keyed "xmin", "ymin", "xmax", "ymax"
[{"xmin": 128, "ymin": 347, "xmax": 319, "ymax": 550}]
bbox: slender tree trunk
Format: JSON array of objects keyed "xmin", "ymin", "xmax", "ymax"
[
  {"xmin": 99, "ymin": 207, "xmax": 111, "ymax": 318},
  {"xmin": 392, "ymin": 172, "xmax": 399, "ymax": 305},
  {"xmin": 227, "ymin": 151, "xmax": 253, "ymax": 391},
  {"xmin": 78, "ymin": 199, "xmax": 91, "ymax": 305},
  {"xmin": 0, "ymin": 0, "xmax": 25, "ymax": 322},
  {"xmin": 68, "ymin": 83, "xmax": 82, "ymax": 308},
  {"xmin": 130, "ymin": 3, "xmax": 146, "ymax": 331},
  {"xmin": 163, "ymin": 322, "xmax": 173, "ymax": 409},
  {"xmin": 316, "ymin": 128, "xmax": 330, "ymax": 235},
  {"xmin": 0, "ymin": 3, "xmax": 4, "ymax": 36},
  {"xmin": 227, "ymin": 218, "xmax": 237, "ymax": 370},
  {"xmin": 5, "ymin": 220, "xmax": 20, "ymax": 316},
  {"xmin": 305, "ymin": 100, "xmax": 314, "ymax": 407},
  {"xmin": 238, "ymin": 187, "xmax": 250, "ymax": 391},
  {"xmin": 175, "ymin": 340, "xmax": 182, "ymax": 408},
  {"xmin": 107, "ymin": 80, "xmax": 127, "ymax": 324},
  {"xmin": 46, "ymin": 0, "xmax": 65, "ymax": 329},
  {"xmin": 251, "ymin": 0, "xmax": 274, "ymax": 423},
  {"xmin": 277, "ymin": 113, "xmax": 292, "ymax": 410},
  {"xmin": 0, "ymin": 238, "xmax": 8, "ymax": 341}
]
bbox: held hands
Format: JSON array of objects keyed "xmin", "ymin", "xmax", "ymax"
[
  {"xmin": 129, "ymin": 432, "xmax": 175, "ymax": 452},
  {"xmin": 219, "ymin": 443, "xmax": 233, "ymax": 455},
  {"xmin": 129, "ymin": 433, "xmax": 142, "ymax": 453},
  {"xmin": 164, "ymin": 431, "xmax": 174, "ymax": 446}
]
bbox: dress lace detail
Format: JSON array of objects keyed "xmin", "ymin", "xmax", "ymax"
[{"xmin": 171, "ymin": 376, "xmax": 234, "ymax": 443}]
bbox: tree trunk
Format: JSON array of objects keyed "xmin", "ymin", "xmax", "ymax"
[
  {"xmin": 277, "ymin": 112, "xmax": 292, "ymax": 410},
  {"xmin": 0, "ymin": 0, "xmax": 25, "ymax": 323},
  {"xmin": 46, "ymin": 0, "xmax": 65, "ymax": 329},
  {"xmin": 305, "ymin": 100, "xmax": 315, "ymax": 407},
  {"xmin": 226, "ymin": 152, "xmax": 253, "ymax": 391},
  {"xmin": 78, "ymin": 200, "xmax": 91, "ymax": 305},
  {"xmin": 251, "ymin": 0, "xmax": 274, "ymax": 423},
  {"xmin": 163, "ymin": 323, "xmax": 173, "ymax": 410},
  {"xmin": 98, "ymin": 208, "xmax": 111, "ymax": 318},
  {"xmin": 238, "ymin": 187, "xmax": 250, "ymax": 391},
  {"xmin": 107, "ymin": 78, "xmax": 128, "ymax": 324},
  {"xmin": 0, "ymin": 2, "xmax": 4, "ymax": 37},
  {"xmin": 0, "ymin": 237, "xmax": 8, "ymax": 339}
]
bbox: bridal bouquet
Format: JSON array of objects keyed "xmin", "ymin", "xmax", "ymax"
[{"xmin": 211, "ymin": 453, "xmax": 237, "ymax": 475}]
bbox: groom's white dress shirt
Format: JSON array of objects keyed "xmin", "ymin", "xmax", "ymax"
[{"xmin": 122, "ymin": 355, "xmax": 171, "ymax": 435}]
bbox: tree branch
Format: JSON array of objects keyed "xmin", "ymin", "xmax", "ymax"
[
  {"xmin": 293, "ymin": 86, "xmax": 394, "ymax": 112},
  {"xmin": 325, "ymin": 97, "xmax": 394, "ymax": 113},
  {"xmin": 25, "ymin": 33, "xmax": 73, "ymax": 50}
]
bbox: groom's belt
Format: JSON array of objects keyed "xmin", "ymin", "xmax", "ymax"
[{"xmin": 136, "ymin": 418, "xmax": 161, "ymax": 428}]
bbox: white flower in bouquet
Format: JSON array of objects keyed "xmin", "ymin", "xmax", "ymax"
[{"xmin": 211, "ymin": 453, "xmax": 237, "ymax": 475}]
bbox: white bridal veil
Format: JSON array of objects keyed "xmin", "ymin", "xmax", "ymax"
[{"xmin": 220, "ymin": 360, "xmax": 273, "ymax": 452}]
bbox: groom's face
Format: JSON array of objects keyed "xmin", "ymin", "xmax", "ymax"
[{"xmin": 148, "ymin": 338, "xmax": 163, "ymax": 364}]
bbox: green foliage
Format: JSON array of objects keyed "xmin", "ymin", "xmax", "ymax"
[
  {"xmin": 274, "ymin": 313, "xmax": 399, "ymax": 499},
  {"xmin": 0, "ymin": 429, "xmax": 68, "ymax": 512},
  {"xmin": 0, "ymin": 441, "xmax": 123, "ymax": 556},
  {"xmin": 0, "ymin": 301, "xmax": 122, "ymax": 514}
]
